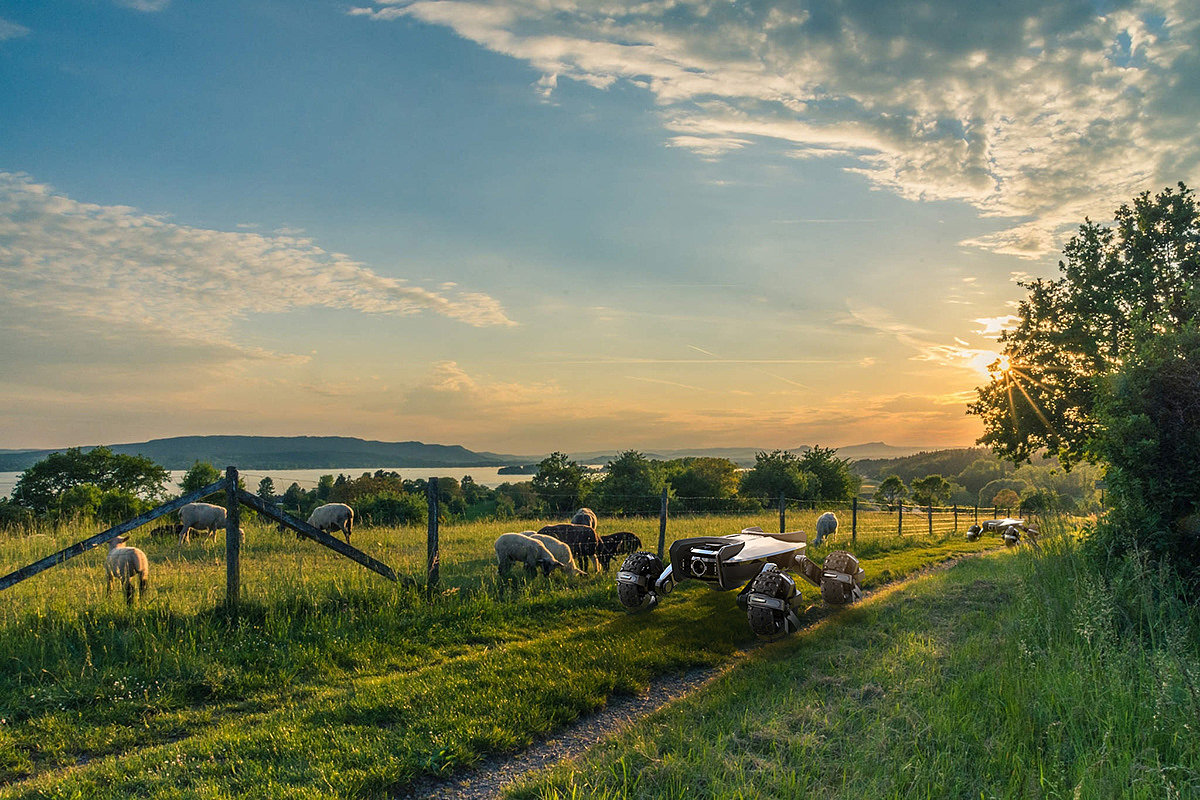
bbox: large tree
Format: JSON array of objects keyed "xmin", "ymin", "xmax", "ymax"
[
  {"xmin": 969, "ymin": 183, "xmax": 1200, "ymax": 578},
  {"xmin": 910, "ymin": 474, "xmax": 953, "ymax": 507},
  {"xmin": 799, "ymin": 445, "xmax": 861, "ymax": 501},
  {"xmin": 595, "ymin": 450, "xmax": 667, "ymax": 514},
  {"xmin": 970, "ymin": 183, "xmax": 1200, "ymax": 467},
  {"xmin": 873, "ymin": 475, "xmax": 908, "ymax": 510},
  {"xmin": 12, "ymin": 446, "xmax": 170, "ymax": 514},
  {"xmin": 739, "ymin": 450, "xmax": 816, "ymax": 504},
  {"xmin": 531, "ymin": 452, "xmax": 589, "ymax": 514}
]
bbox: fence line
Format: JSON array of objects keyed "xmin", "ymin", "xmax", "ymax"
[{"xmin": 1, "ymin": 468, "xmax": 397, "ymax": 608}]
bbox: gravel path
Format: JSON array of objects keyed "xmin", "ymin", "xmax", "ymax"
[{"xmin": 397, "ymin": 553, "xmax": 979, "ymax": 800}]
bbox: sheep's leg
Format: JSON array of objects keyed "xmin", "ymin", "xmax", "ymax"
[
  {"xmin": 124, "ymin": 578, "xmax": 134, "ymax": 606},
  {"xmin": 106, "ymin": 572, "xmax": 113, "ymax": 596}
]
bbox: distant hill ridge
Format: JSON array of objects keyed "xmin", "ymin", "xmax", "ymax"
[
  {"xmin": 0, "ymin": 436, "xmax": 521, "ymax": 472},
  {"xmin": 0, "ymin": 436, "xmax": 956, "ymax": 472}
]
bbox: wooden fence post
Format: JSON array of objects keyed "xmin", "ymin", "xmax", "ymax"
[
  {"xmin": 898, "ymin": 501, "xmax": 903, "ymax": 537},
  {"xmin": 225, "ymin": 466, "xmax": 240, "ymax": 608},
  {"xmin": 851, "ymin": 497, "xmax": 857, "ymax": 545},
  {"xmin": 927, "ymin": 503, "xmax": 933, "ymax": 537},
  {"xmin": 426, "ymin": 478, "xmax": 439, "ymax": 596},
  {"xmin": 974, "ymin": 503, "xmax": 979, "ymax": 523},
  {"xmin": 657, "ymin": 487, "xmax": 668, "ymax": 560},
  {"xmin": 778, "ymin": 492, "xmax": 786, "ymax": 534}
]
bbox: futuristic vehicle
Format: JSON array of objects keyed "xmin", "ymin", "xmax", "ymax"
[
  {"xmin": 616, "ymin": 526, "xmax": 865, "ymax": 638},
  {"xmin": 977, "ymin": 517, "xmax": 1039, "ymax": 547}
]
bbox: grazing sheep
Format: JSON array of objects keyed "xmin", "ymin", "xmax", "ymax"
[
  {"xmin": 1002, "ymin": 525, "xmax": 1022, "ymax": 547},
  {"xmin": 179, "ymin": 502, "xmax": 243, "ymax": 545},
  {"xmin": 537, "ymin": 523, "xmax": 602, "ymax": 572},
  {"xmin": 813, "ymin": 512, "xmax": 838, "ymax": 546},
  {"xmin": 570, "ymin": 507, "xmax": 598, "ymax": 530},
  {"xmin": 596, "ymin": 531, "xmax": 642, "ymax": 571},
  {"xmin": 966, "ymin": 523, "xmax": 982, "ymax": 542},
  {"xmin": 307, "ymin": 503, "xmax": 354, "ymax": 544},
  {"xmin": 528, "ymin": 532, "xmax": 583, "ymax": 576},
  {"xmin": 494, "ymin": 532, "xmax": 568, "ymax": 578},
  {"xmin": 106, "ymin": 536, "xmax": 149, "ymax": 605}
]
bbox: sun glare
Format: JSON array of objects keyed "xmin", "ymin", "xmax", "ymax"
[{"xmin": 996, "ymin": 355, "xmax": 1012, "ymax": 373}]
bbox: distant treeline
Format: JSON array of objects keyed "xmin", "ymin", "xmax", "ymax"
[{"xmin": 0, "ymin": 444, "xmax": 1101, "ymax": 531}]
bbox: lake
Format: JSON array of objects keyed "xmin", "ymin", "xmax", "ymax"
[{"xmin": 0, "ymin": 466, "xmax": 532, "ymax": 500}]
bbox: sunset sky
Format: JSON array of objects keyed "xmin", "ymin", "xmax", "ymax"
[{"xmin": 1, "ymin": 0, "xmax": 1197, "ymax": 454}]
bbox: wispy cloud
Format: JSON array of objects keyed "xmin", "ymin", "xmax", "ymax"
[
  {"xmin": 0, "ymin": 16, "xmax": 30, "ymax": 40},
  {"xmin": 0, "ymin": 172, "xmax": 515, "ymax": 383},
  {"xmin": 353, "ymin": 0, "xmax": 1200, "ymax": 257},
  {"xmin": 113, "ymin": 0, "xmax": 171, "ymax": 11}
]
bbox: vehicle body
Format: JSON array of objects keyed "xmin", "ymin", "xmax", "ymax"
[
  {"xmin": 976, "ymin": 517, "xmax": 1039, "ymax": 546},
  {"xmin": 616, "ymin": 526, "xmax": 864, "ymax": 638}
]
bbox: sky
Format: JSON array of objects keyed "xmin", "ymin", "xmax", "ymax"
[{"xmin": 0, "ymin": 0, "xmax": 1197, "ymax": 455}]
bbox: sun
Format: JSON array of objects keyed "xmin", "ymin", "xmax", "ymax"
[{"xmin": 995, "ymin": 355, "xmax": 1012, "ymax": 373}]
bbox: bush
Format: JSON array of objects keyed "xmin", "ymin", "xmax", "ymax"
[
  {"xmin": 1089, "ymin": 324, "xmax": 1200, "ymax": 582},
  {"xmin": 356, "ymin": 491, "xmax": 426, "ymax": 527}
]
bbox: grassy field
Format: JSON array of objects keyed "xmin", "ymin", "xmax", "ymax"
[
  {"xmin": 512, "ymin": 535, "xmax": 1200, "ymax": 800},
  {"xmin": 0, "ymin": 510, "xmax": 993, "ymax": 798}
]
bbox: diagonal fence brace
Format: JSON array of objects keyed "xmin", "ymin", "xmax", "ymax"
[{"xmin": 0, "ymin": 477, "xmax": 230, "ymax": 592}]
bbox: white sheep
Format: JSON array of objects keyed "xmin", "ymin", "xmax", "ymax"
[
  {"xmin": 307, "ymin": 503, "xmax": 354, "ymax": 544},
  {"xmin": 178, "ymin": 502, "xmax": 243, "ymax": 545},
  {"xmin": 528, "ymin": 532, "xmax": 583, "ymax": 576},
  {"xmin": 570, "ymin": 507, "xmax": 598, "ymax": 530},
  {"xmin": 494, "ymin": 532, "xmax": 568, "ymax": 578},
  {"xmin": 106, "ymin": 535, "xmax": 149, "ymax": 605},
  {"xmin": 813, "ymin": 511, "xmax": 838, "ymax": 546}
]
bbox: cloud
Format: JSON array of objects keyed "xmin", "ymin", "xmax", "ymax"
[
  {"xmin": 113, "ymin": 0, "xmax": 171, "ymax": 11},
  {"xmin": 353, "ymin": 0, "xmax": 1200, "ymax": 256},
  {"xmin": 0, "ymin": 172, "xmax": 514, "ymax": 372},
  {"xmin": 840, "ymin": 304, "xmax": 1000, "ymax": 376},
  {"xmin": 974, "ymin": 315, "xmax": 1021, "ymax": 337},
  {"xmin": 0, "ymin": 17, "xmax": 30, "ymax": 40}
]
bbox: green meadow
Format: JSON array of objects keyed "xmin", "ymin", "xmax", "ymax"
[{"xmin": 0, "ymin": 511, "xmax": 989, "ymax": 798}]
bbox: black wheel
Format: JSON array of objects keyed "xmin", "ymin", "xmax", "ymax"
[
  {"xmin": 820, "ymin": 551, "xmax": 863, "ymax": 605},
  {"xmin": 616, "ymin": 551, "xmax": 663, "ymax": 612},
  {"xmin": 746, "ymin": 567, "xmax": 797, "ymax": 638}
]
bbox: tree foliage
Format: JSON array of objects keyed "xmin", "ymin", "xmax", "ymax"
[
  {"xmin": 970, "ymin": 183, "xmax": 1200, "ymax": 467},
  {"xmin": 257, "ymin": 476, "xmax": 276, "ymax": 502},
  {"xmin": 595, "ymin": 450, "xmax": 668, "ymax": 514},
  {"xmin": 1089, "ymin": 324, "xmax": 1200, "ymax": 578},
  {"xmin": 531, "ymin": 452, "xmax": 589, "ymax": 514},
  {"xmin": 798, "ymin": 446, "xmax": 861, "ymax": 501},
  {"xmin": 668, "ymin": 457, "xmax": 745, "ymax": 512},
  {"xmin": 970, "ymin": 183, "xmax": 1200, "ymax": 577},
  {"xmin": 873, "ymin": 475, "xmax": 908, "ymax": 509},
  {"xmin": 12, "ymin": 447, "xmax": 170, "ymax": 514},
  {"xmin": 739, "ymin": 451, "xmax": 816, "ymax": 504},
  {"xmin": 910, "ymin": 474, "xmax": 953, "ymax": 507},
  {"xmin": 180, "ymin": 461, "xmax": 222, "ymax": 494}
]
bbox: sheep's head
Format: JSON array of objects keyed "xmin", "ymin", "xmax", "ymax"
[
  {"xmin": 540, "ymin": 558, "xmax": 564, "ymax": 576},
  {"xmin": 108, "ymin": 535, "xmax": 129, "ymax": 550}
]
